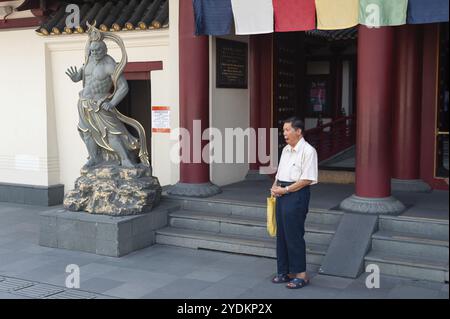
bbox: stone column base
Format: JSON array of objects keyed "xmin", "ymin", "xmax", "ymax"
[
  {"xmin": 167, "ymin": 182, "xmax": 221, "ymax": 198},
  {"xmin": 245, "ymin": 170, "xmax": 272, "ymax": 181},
  {"xmin": 391, "ymin": 178, "xmax": 432, "ymax": 193},
  {"xmin": 340, "ymin": 194, "xmax": 406, "ymax": 215}
]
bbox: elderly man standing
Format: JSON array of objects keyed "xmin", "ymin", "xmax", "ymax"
[{"xmin": 271, "ymin": 117, "xmax": 318, "ymax": 289}]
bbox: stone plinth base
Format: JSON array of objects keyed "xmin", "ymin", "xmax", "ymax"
[
  {"xmin": 167, "ymin": 182, "xmax": 221, "ymax": 198},
  {"xmin": 391, "ymin": 178, "xmax": 432, "ymax": 193},
  {"xmin": 39, "ymin": 202, "xmax": 177, "ymax": 257},
  {"xmin": 339, "ymin": 194, "xmax": 406, "ymax": 215},
  {"xmin": 64, "ymin": 164, "xmax": 162, "ymax": 216}
]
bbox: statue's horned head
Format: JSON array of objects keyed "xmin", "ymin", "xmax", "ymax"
[{"xmin": 86, "ymin": 21, "xmax": 103, "ymax": 42}]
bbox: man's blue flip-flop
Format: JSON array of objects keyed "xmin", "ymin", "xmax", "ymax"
[
  {"xmin": 272, "ymin": 274, "xmax": 291, "ymax": 284},
  {"xmin": 286, "ymin": 278, "xmax": 309, "ymax": 289}
]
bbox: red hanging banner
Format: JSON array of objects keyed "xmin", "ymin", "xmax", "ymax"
[{"xmin": 273, "ymin": 0, "xmax": 316, "ymax": 32}]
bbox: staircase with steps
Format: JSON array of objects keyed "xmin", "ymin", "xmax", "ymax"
[
  {"xmin": 156, "ymin": 197, "xmax": 343, "ymax": 272},
  {"xmin": 365, "ymin": 215, "xmax": 449, "ymax": 283}
]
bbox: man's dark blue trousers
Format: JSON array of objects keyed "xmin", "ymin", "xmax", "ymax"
[{"xmin": 275, "ymin": 183, "xmax": 311, "ymax": 275}]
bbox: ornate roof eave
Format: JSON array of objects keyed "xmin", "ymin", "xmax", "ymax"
[{"xmin": 34, "ymin": 0, "xmax": 169, "ymax": 36}]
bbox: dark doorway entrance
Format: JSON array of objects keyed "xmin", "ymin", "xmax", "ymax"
[
  {"xmin": 273, "ymin": 29, "xmax": 358, "ymax": 165},
  {"xmin": 116, "ymin": 80, "xmax": 152, "ymax": 165}
]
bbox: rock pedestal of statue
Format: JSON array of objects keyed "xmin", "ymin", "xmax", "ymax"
[{"xmin": 63, "ymin": 164, "xmax": 162, "ymax": 216}]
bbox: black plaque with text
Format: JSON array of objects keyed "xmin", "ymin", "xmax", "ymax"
[{"xmin": 216, "ymin": 38, "xmax": 248, "ymax": 89}]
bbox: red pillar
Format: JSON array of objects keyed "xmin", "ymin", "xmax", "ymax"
[
  {"xmin": 340, "ymin": 26, "xmax": 405, "ymax": 214},
  {"xmin": 248, "ymin": 34, "xmax": 273, "ymax": 177},
  {"xmin": 392, "ymin": 25, "xmax": 423, "ymax": 179},
  {"xmin": 249, "ymin": 35, "xmax": 261, "ymax": 172},
  {"xmin": 355, "ymin": 26, "xmax": 394, "ymax": 198},
  {"xmin": 168, "ymin": 0, "xmax": 220, "ymax": 197}
]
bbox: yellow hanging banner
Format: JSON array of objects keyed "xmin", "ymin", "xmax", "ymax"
[{"xmin": 315, "ymin": 0, "xmax": 359, "ymax": 30}]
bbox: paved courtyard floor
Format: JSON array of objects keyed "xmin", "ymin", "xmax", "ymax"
[{"xmin": 0, "ymin": 202, "xmax": 448, "ymax": 299}]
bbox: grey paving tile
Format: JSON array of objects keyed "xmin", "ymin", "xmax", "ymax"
[
  {"xmin": 441, "ymin": 284, "xmax": 449, "ymax": 293},
  {"xmin": 14, "ymin": 261, "xmax": 77, "ymax": 283},
  {"xmin": 216, "ymin": 273, "xmax": 267, "ymax": 289},
  {"xmin": 310, "ymin": 275, "xmax": 354, "ymax": 289},
  {"xmin": 184, "ymin": 268, "xmax": 234, "ymax": 283},
  {"xmin": 0, "ymin": 251, "xmax": 33, "ymax": 268},
  {"xmin": 336, "ymin": 288, "xmax": 391, "ymax": 299},
  {"xmin": 78, "ymin": 263, "xmax": 123, "ymax": 280},
  {"xmin": 78, "ymin": 277, "xmax": 125, "ymax": 294},
  {"xmin": 238, "ymin": 282, "xmax": 340, "ymax": 299},
  {"xmin": 139, "ymin": 261, "xmax": 200, "ymax": 277},
  {"xmin": 0, "ymin": 291, "xmax": 32, "ymax": 299},
  {"xmin": 438, "ymin": 291, "xmax": 449, "ymax": 299},
  {"xmin": 142, "ymin": 278, "xmax": 212, "ymax": 299},
  {"xmin": 44, "ymin": 273, "xmax": 70, "ymax": 287},
  {"xmin": 103, "ymin": 282, "xmax": 163, "ymax": 299},
  {"xmin": 387, "ymin": 285, "xmax": 442, "ymax": 299},
  {"xmin": 0, "ymin": 256, "xmax": 57, "ymax": 276},
  {"xmin": 98, "ymin": 267, "xmax": 178, "ymax": 288},
  {"xmin": 190, "ymin": 283, "xmax": 249, "ymax": 299}
]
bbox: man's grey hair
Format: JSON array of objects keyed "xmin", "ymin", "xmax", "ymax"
[{"xmin": 284, "ymin": 117, "xmax": 305, "ymax": 134}]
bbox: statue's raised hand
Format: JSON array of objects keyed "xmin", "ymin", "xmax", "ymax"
[{"xmin": 66, "ymin": 66, "xmax": 81, "ymax": 82}]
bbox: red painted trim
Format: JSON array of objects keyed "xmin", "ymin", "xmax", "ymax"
[
  {"xmin": 123, "ymin": 61, "xmax": 163, "ymax": 81},
  {"xmin": 0, "ymin": 17, "xmax": 41, "ymax": 29},
  {"xmin": 334, "ymin": 57, "xmax": 343, "ymax": 119},
  {"xmin": 420, "ymin": 24, "xmax": 449, "ymax": 191}
]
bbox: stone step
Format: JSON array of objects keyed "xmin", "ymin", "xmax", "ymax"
[
  {"xmin": 371, "ymin": 231, "xmax": 449, "ymax": 261},
  {"xmin": 155, "ymin": 227, "xmax": 328, "ymax": 268},
  {"xmin": 164, "ymin": 197, "xmax": 343, "ymax": 224},
  {"xmin": 318, "ymin": 170, "xmax": 355, "ymax": 184},
  {"xmin": 365, "ymin": 251, "xmax": 449, "ymax": 283},
  {"xmin": 378, "ymin": 215, "xmax": 449, "ymax": 241},
  {"xmin": 169, "ymin": 210, "xmax": 337, "ymax": 245}
]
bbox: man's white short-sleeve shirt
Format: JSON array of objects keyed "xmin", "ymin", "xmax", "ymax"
[{"xmin": 276, "ymin": 138, "xmax": 318, "ymax": 184}]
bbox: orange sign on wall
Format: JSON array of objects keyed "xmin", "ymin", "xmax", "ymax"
[{"xmin": 152, "ymin": 106, "xmax": 171, "ymax": 133}]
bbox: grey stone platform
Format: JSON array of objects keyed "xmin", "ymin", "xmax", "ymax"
[
  {"xmin": 39, "ymin": 202, "xmax": 179, "ymax": 257},
  {"xmin": 0, "ymin": 201, "xmax": 448, "ymax": 299},
  {"xmin": 0, "ymin": 182, "xmax": 64, "ymax": 206}
]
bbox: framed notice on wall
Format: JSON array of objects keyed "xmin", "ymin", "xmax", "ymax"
[
  {"xmin": 216, "ymin": 38, "xmax": 248, "ymax": 89},
  {"xmin": 304, "ymin": 75, "xmax": 332, "ymax": 117},
  {"xmin": 151, "ymin": 106, "xmax": 170, "ymax": 133}
]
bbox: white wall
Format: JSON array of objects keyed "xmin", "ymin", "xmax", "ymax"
[
  {"xmin": 0, "ymin": 28, "xmax": 51, "ymax": 186},
  {"xmin": 210, "ymin": 35, "xmax": 250, "ymax": 186}
]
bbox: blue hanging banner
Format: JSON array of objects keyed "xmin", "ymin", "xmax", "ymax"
[
  {"xmin": 407, "ymin": 0, "xmax": 449, "ymax": 24},
  {"xmin": 193, "ymin": 0, "xmax": 233, "ymax": 36}
]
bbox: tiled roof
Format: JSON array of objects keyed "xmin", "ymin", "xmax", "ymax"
[
  {"xmin": 305, "ymin": 27, "xmax": 358, "ymax": 41},
  {"xmin": 36, "ymin": 0, "xmax": 169, "ymax": 36}
]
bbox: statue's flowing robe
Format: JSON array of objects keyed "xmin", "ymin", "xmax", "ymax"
[{"xmin": 77, "ymin": 99, "xmax": 139, "ymax": 154}]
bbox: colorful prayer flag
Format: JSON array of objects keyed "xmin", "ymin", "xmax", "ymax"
[
  {"xmin": 193, "ymin": 0, "xmax": 234, "ymax": 36},
  {"xmin": 231, "ymin": 0, "xmax": 274, "ymax": 35},
  {"xmin": 359, "ymin": 0, "xmax": 409, "ymax": 27},
  {"xmin": 273, "ymin": 0, "xmax": 316, "ymax": 32},
  {"xmin": 407, "ymin": 0, "xmax": 449, "ymax": 24},
  {"xmin": 315, "ymin": 0, "xmax": 359, "ymax": 30}
]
